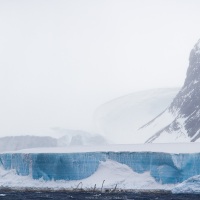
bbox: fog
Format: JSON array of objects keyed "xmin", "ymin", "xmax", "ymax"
[{"xmin": 0, "ymin": 0, "xmax": 200, "ymax": 137}]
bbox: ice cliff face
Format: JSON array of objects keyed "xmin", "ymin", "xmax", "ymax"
[
  {"xmin": 1, "ymin": 152, "xmax": 200, "ymax": 184},
  {"xmin": 139, "ymin": 39, "xmax": 200, "ymax": 143}
]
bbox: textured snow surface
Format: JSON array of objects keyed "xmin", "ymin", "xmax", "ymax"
[
  {"xmin": 172, "ymin": 175, "xmax": 200, "ymax": 194},
  {"xmin": 152, "ymin": 117, "xmax": 190, "ymax": 143},
  {"xmin": 0, "ymin": 160, "xmax": 173, "ymax": 190},
  {"xmin": 138, "ymin": 107, "xmax": 192, "ymax": 143},
  {"xmin": 138, "ymin": 110, "xmax": 176, "ymax": 143},
  {"xmin": 93, "ymin": 88, "xmax": 179, "ymax": 143}
]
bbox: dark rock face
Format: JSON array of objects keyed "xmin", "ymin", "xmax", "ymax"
[
  {"xmin": 141, "ymin": 39, "xmax": 200, "ymax": 143},
  {"xmin": 169, "ymin": 40, "xmax": 200, "ymax": 141}
]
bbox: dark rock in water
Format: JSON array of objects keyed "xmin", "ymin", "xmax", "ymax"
[{"xmin": 139, "ymin": 39, "xmax": 200, "ymax": 143}]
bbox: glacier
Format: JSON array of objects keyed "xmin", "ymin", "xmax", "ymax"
[
  {"xmin": 93, "ymin": 88, "xmax": 179, "ymax": 144},
  {"xmin": 1, "ymin": 145, "xmax": 200, "ymax": 186}
]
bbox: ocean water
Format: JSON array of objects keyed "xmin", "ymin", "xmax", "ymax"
[{"xmin": 0, "ymin": 191, "xmax": 199, "ymax": 200}]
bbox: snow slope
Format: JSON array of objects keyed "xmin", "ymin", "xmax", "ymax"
[
  {"xmin": 93, "ymin": 88, "xmax": 179, "ymax": 143},
  {"xmin": 84, "ymin": 160, "xmax": 172, "ymax": 190},
  {"xmin": 172, "ymin": 175, "xmax": 200, "ymax": 194}
]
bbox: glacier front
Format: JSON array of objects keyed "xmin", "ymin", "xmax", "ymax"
[{"xmin": 1, "ymin": 144, "xmax": 200, "ymax": 186}]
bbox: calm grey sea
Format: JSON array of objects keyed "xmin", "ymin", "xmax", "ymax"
[{"xmin": 0, "ymin": 191, "xmax": 199, "ymax": 200}]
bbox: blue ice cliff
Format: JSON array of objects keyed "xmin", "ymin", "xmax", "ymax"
[{"xmin": 1, "ymin": 151, "xmax": 200, "ymax": 185}]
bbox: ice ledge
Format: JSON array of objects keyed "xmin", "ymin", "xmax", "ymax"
[{"xmin": 3, "ymin": 143, "xmax": 200, "ymax": 154}]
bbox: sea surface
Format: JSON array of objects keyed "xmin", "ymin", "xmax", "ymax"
[{"xmin": 0, "ymin": 191, "xmax": 199, "ymax": 200}]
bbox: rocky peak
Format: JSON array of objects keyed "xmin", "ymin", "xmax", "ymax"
[
  {"xmin": 139, "ymin": 39, "xmax": 200, "ymax": 143},
  {"xmin": 184, "ymin": 39, "xmax": 200, "ymax": 86}
]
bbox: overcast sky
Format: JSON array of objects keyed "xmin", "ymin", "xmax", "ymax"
[{"xmin": 0, "ymin": 0, "xmax": 200, "ymax": 137}]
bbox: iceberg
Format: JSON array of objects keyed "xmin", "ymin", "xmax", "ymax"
[
  {"xmin": 1, "ymin": 144, "xmax": 200, "ymax": 186},
  {"xmin": 0, "ymin": 159, "xmax": 172, "ymax": 190}
]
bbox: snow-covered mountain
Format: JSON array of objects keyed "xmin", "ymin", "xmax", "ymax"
[
  {"xmin": 54, "ymin": 128, "xmax": 108, "ymax": 146},
  {"xmin": 0, "ymin": 130, "xmax": 108, "ymax": 152},
  {"xmin": 139, "ymin": 39, "xmax": 200, "ymax": 143},
  {"xmin": 93, "ymin": 88, "xmax": 179, "ymax": 143},
  {"xmin": 0, "ymin": 136, "xmax": 57, "ymax": 152}
]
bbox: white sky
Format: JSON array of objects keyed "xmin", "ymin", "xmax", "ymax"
[{"xmin": 0, "ymin": 0, "xmax": 200, "ymax": 137}]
